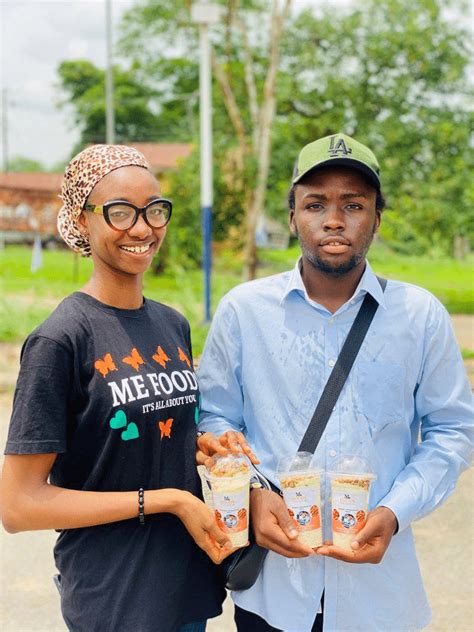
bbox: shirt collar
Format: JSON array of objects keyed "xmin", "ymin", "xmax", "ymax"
[
  {"xmin": 280, "ymin": 258, "xmax": 307, "ymax": 304},
  {"xmin": 357, "ymin": 261, "xmax": 387, "ymax": 309},
  {"xmin": 280, "ymin": 258, "xmax": 387, "ymax": 310}
]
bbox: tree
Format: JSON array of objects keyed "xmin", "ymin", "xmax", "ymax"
[
  {"xmin": 212, "ymin": 0, "xmax": 292, "ymax": 279},
  {"xmin": 57, "ymin": 60, "xmax": 165, "ymax": 150},
  {"xmin": 118, "ymin": 0, "xmax": 472, "ymax": 262},
  {"xmin": 56, "ymin": 0, "xmax": 472, "ymax": 263},
  {"xmin": 276, "ymin": 0, "xmax": 473, "ymax": 257},
  {"xmin": 7, "ymin": 156, "xmax": 45, "ymax": 172},
  {"xmin": 120, "ymin": 0, "xmax": 292, "ymax": 279}
]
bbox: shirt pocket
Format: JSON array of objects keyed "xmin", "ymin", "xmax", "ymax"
[{"xmin": 356, "ymin": 361, "xmax": 406, "ymax": 432}]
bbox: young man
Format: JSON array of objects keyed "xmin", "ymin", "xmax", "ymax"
[{"xmin": 197, "ymin": 134, "xmax": 473, "ymax": 631}]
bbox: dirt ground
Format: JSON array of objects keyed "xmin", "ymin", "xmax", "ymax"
[{"xmin": 1, "ymin": 316, "xmax": 473, "ymax": 631}]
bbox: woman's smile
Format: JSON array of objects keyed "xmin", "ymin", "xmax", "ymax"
[{"xmin": 119, "ymin": 241, "xmax": 155, "ymax": 255}]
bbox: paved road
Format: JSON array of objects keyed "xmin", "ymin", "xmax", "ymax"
[{"xmin": 450, "ymin": 314, "xmax": 473, "ymax": 350}]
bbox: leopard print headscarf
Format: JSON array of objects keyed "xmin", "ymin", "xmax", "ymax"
[{"xmin": 57, "ymin": 144, "xmax": 149, "ymax": 257}]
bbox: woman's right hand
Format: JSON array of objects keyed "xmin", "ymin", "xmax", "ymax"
[{"xmin": 173, "ymin": 491, "xmax": 234, "ymax": 564}]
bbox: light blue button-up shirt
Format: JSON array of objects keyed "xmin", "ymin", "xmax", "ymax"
[{"xmin": 197, "ymin": 260, "xmax": 473, "ymax": 632}]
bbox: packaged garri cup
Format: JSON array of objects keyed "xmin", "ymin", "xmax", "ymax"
[
  {"xmin": 205, "ymin": 455, "xmax": 251, "ymax": 549},
  {"xmin": 277, "ymin": 452, "xmax": 323, "ymax": 548},
  {"xmin": 329, "ymin": 455, "xmax": 376, "ymax": 550}
]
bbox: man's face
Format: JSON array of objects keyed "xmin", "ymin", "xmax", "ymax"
[{"xmin": 290, "ymin": 166, "xmax": 380, "ymax": 276}]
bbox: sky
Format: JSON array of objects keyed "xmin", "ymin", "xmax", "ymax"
[
  {"xmin": 0, "ymin": 0, "xmax": 351, "ymax": 170},
  {"xmin": 1, "ymin": 0, "xmax": 136, "ymax": 169}
]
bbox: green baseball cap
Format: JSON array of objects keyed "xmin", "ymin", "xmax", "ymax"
[{"xmin": 292, "ymin": 133, "xmax": 381, "ymax": 190}]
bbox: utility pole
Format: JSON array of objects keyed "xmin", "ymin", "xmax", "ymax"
[
  {"xmin": 1, "ymin": 87, "xmax": 8, "ymax": 171},
  {"xmin": 191, "ymin": 2, "xmax": 221, "ymax": 323},
  {"xmin": 105, "ymin": 0, "xmax": 115, "ymax": 144}
]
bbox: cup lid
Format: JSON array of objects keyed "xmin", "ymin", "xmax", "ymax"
[
  {"xmin": 328, "ymin": 454, "xmax": 376, "ymax": 479},
  {"xmin": 277, "ymin": 451, "xmax": 322, "ymax": 475},
  {"xmin": 205, "ymin": 454, "xmax": 251, "ymax": 478}
]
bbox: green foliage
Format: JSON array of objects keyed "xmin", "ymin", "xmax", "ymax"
[
  {"xmin": 7, "ymin": 156, "xmax": 45, "ymax": 172},
  {"xmin": 56, "ymin": 60, "xmax": 165, "ymax": 150},
  {"xmin": 0, "ymin": 299, "xmax": 53, "ymax": 342},
  {"xmin": 1, "ymin": 246, "xmax": 473, "ymax": 358},
  {"xmin": 275, "ymin": 0, "xmax": 473, "ymax": 255},
  {"xmin": 56, "ymin": 0, "xmax": 473, "ymax": 260},
  {"xmin": 159, "ymin": 149, "xmax": 202, "ymax": 267},
  {"xmin": 120, "ymin": 0, "xmax": 473, "ymax": 258},
  {"xmin": 118, "ymin": 0, "xmax": 264, "ymax": 250},
  {"xmin": 153, "ymin": 145, "xmax": 245, "ymax": 269}
]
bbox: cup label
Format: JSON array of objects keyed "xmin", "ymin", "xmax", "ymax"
[
  {"xmin": 332, "ymin": 486, "xmax": 368, "ymax": 535},
  {"xmin": 213, "ymin": 487, "xmax": 248, "ymax": 534},
  {"xmin": 282, "ymin": 483, "xmax": 321, "ymax": 532}
]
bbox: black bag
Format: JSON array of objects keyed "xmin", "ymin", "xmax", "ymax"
[
  {"xmin": 223, "ymin": 477, "xmax": 279, "ymax": 591},
  {"xmin": 223, "ymin": 512, "xmax": 270, "ymax": 592},
  {"xmin": 223, "ymin": 279, "xmax": 386, "ymax": 591}
]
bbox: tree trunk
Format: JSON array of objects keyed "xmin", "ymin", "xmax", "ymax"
[
  {"xmin": 243, "ymin": 94, "xmax": 276, "ymax": 281},
  {"xmin": 243, "ymin": 0, "xmax": 291, "ymax": 281},
  {"xmin": 453, "ymin": 234, "xmax": 470, "ymax": 260},
  {"xmin": 244, "ymin": 204, "xmax": 259, "ymax": 280},
  {"xmin": 210, "ymin": 1, "xmax": 291, "ymax": 281}
]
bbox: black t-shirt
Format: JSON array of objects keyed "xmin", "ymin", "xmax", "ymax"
[{"xmin": 5, "ymin": 292, "xmax": 224, "ymax": 632}]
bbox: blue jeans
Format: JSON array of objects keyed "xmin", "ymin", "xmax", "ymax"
[{"xmin": 177, "ymin": 622, "xmax": 206, "ymax": 632}]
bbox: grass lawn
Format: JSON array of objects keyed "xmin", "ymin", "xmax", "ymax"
[{"xmin": 1, "ymin": 243, "xmax": 472, "ymax": 355}]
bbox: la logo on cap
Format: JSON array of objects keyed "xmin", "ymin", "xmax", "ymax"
[{"xmin": 328, "ymin": 136, "xmax": 352, "ymax": 157}]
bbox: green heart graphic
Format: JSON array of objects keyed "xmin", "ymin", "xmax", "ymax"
[
  {"xmin": 109, "ymin": 410, "xmax": 127, "ymax": 429},
  {"xmin": 121, "ymin": 422, "xmax": 139, "ymax": 441}
]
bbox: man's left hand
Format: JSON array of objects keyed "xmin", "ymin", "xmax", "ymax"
[
  {"xmin": 196, "ymin": 431, "xmax": 260, "ymax": 467},
  {"xmin": 317, "ymin": 506, "xmax": 398, "ymax": 564}
]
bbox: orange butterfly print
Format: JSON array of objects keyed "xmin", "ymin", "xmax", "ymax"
[
  {"xmin": 122, "ymin": 347, "xmax": 144, "ymax": 371},
  {"xmin": 178, "ymin": 346, "xmax": 191, "ymax": 368},
  {"xmin": 94, "ymin": 353, "xmax": 117, "ymax": 378},
  {"xmin": 158, "ymin": 418, "xmax": 173, "ymax": 439},
  {"xmin": 152, "ymin": 346, "xmax": 171, "ymax": 369}
]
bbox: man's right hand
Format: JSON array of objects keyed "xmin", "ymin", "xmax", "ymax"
[{"xmin": 250, "ymin": 488, "xmax": 315, "ymax": 558}]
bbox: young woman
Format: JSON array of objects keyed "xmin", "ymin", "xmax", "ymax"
[{"xmin": 1, "ymin": 145, "xmax": 236, "ymax": 632}]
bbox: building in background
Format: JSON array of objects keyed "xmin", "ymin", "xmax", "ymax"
[
  {"xmin": 0, "ymin": 173, "xmax": 63, "ymax": 244},
  {"xmin": 0, "ymin": 143, "xmax": 193, "ymax": 245}
]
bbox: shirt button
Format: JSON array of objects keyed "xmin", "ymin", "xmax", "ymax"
[
  {"xmin": 328, "ymin": 318, "xmax": 334, "ymax": 325},
  {"xmin": 328, "ymin": 359, "xmax": 336, "ymax": 367},
  {"xmin": 329, "ymin": 450, "xmax": 337, "ymax": 457}
]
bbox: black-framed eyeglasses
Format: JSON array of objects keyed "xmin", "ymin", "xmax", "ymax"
[{"xmin": 83, "ymin": 198, "xmax": 172, "ymax": 231}]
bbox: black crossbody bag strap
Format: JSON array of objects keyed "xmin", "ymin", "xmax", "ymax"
[
  {"xmin": 298, "ymin": 276, "xmax": 387, "ymax": 454},
  {"xmin": 223, "ymin": 276, "xmax": 386, "ymax": 592}
]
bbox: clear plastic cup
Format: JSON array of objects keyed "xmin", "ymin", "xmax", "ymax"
[
  {"xmin": 277, "ymin": 452, "xmax": 323, "ymax": 548},
  {"xmin": 205, "ymin": 455, "xmax": 252, "ymax": 549},
  {"xmin": 328, "ymin": 455, "xmax": 376, "ymax": 550},
  {"xmin": 197, "ymin": 465, "xmax": 214, "ymax": 509}
]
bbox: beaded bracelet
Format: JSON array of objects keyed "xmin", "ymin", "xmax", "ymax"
[{"xmin": 138, "ymin": 487, "xmax": 145, "ymax": 525}]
